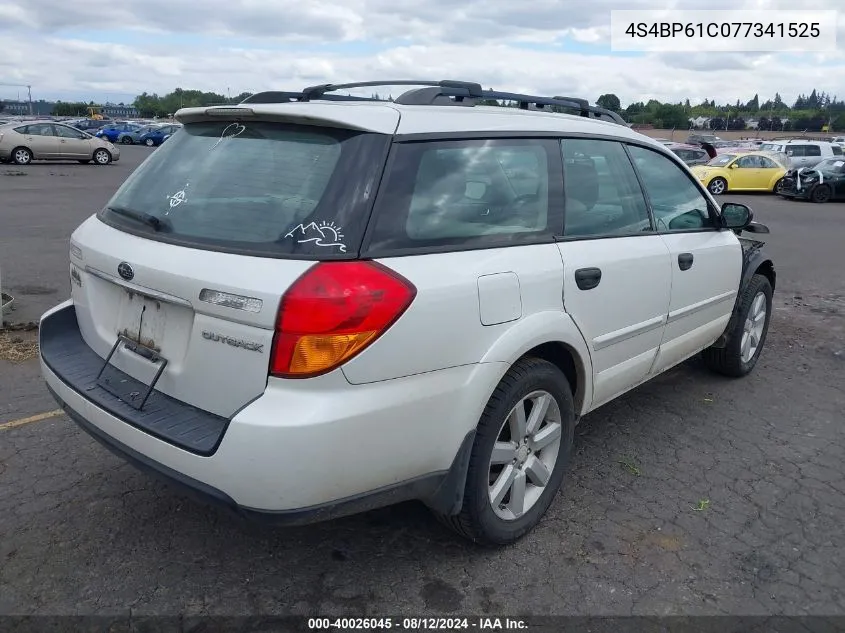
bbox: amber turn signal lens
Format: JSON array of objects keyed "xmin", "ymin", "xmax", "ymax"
[{"xmin": 287, "ymin": 332, "xmax": 378, "ymax": 375}]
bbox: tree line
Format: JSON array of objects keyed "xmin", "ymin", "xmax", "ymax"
[
  {"xmin": 595, "ymin": 88, "xmax": 845, "ymax": 131},
  {"xmin": 49, "ymin": 88, "xmax": 255, "ymax": 118}
]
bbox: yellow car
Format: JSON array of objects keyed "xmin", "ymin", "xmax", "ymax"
[{"xmin": 690, "ymin": 151, "xmax": 787, "ymax": 195}]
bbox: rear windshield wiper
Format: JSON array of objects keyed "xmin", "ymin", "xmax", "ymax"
[{"xmin": 105, "ymin": 206, "xmax": 172, "ymax": 232}]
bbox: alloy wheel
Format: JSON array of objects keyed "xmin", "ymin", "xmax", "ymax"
[
  {"xmin": 487, "ymin": 390, "xmax": 562, "ymax": 520},
  {"xmin": 741, "ymin": 292, "xmax": 767, "ymax": 363}
]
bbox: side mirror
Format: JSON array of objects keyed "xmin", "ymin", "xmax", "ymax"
[
  {"xmin": 729, "ymin": 163, "xmax": 739, "ymax": 169},
  {"xmin": 721, "ymin": 202, "xmax": 752, "ymax": 230}
]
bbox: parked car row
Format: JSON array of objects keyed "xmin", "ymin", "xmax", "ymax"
[
  {"xmin": 93, "ymin": 121, "xmax": 182, "ymax": 146},
  {"xmin": 660, "ymin": 136, "xmax": 844, "ymax": 203}
]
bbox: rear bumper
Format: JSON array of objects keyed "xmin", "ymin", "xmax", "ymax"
[{"xmin": 40, "ymin": 301, "xmax": 501, "ymax": 520}]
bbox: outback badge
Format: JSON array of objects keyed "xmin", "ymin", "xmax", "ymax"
[{"xmin": 202, "ymin": 331, "xmax": 264, "ymax": 353}]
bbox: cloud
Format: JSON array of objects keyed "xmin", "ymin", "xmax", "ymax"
[{"xmin": 0, "ymin": 0, "xmax": 842, "ymax": 106}]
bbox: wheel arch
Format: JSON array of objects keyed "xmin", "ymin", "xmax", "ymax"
[
  {"xmin": 11, "ymin": 145, "xmax": 33, "ymax": 161},
  {"xmin": 427, "ymin": 314, "xmax": 593, "ymax": 519},
  {"xmin": 711, "ymin": 247, "xmax": 775, "ymax": 349},
  {"xmin": 755, "ymin": 258, "xmax": 776, "ymax": 292},
  {"xmin": 479, "ymin": 311, "xmax": 594, "ymax": 417},
  {"xmin": 707, "ymin": 175, "xmax": 728, "ymax": 194}
]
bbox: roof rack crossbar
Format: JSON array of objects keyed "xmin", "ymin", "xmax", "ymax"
[
  {"xmin": 240, "ymin": 91, "xmax": 380, "ymax": 104},
  {"xmin": 300, "ymin": 80, "xmax": 483, "ymax": 101}
]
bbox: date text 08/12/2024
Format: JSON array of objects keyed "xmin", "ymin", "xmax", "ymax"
[{"xmin": 307, "ymin": 617, "xmax": 528, "ymax": 630}]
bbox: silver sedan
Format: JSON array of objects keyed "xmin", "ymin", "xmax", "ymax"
[{"xmin": 0, "ymin": 121, "xmax": 120, "ymax": 165}]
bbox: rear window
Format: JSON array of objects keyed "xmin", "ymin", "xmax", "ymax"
[{"xmin": 99, "ymin": 120, "xmax": 389, "ymax": 258}]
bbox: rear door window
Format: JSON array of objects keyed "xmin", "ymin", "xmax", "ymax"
[
  {"xmin": 364, "ymin": 138, "xmax": 563, "ymax": 255},
  {"xmin": 99, "ymin": 120, "xmax": 390, "ymax": 258},
  {"xmin": 562, "ymin": 139, "xmax": 651, "ymax": 237},
  {"xmin": 16, "ymin": 123, "xmax": 54, "ymax": 136}
]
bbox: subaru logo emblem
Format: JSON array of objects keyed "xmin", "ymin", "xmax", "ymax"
[{"xmin": 117, "ymin": 262, "xmax": 134, "ymax": 281}]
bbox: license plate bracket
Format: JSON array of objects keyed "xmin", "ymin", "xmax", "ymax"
[{"xmin": 96, "ymin": 334, "xmax": 168, "ymax": 411}]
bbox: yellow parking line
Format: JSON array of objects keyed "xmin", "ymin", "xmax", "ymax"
[{"xmin": 0, "ymin": 409, "xmax": 64, "ymax": 430}]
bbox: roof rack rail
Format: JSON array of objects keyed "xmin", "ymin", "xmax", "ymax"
[
  {"xmin": 254, "ymin": 80, "xmax": 629, "ymax": 127},
  {"xmin": 302, "ymin": 80, "xmax": 626, "ymax": 126}
]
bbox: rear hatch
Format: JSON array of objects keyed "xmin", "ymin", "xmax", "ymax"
[{"xmin": 69, "ymin": 111, "xmax": 393, "ymax": 418}]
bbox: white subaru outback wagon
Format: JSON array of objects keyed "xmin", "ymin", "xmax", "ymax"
[{"xmin": 39, "ymin": 80, "xmax": 776, "ymax": 545}]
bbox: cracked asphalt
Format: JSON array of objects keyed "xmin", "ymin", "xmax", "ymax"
[{"xmin": 1, "ymin": 148, "xmax": 844, "ymax": 618}]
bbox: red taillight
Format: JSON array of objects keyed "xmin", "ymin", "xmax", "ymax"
[{"xmin": 270, "ymin": 261, "xmax": 416, "ymax": 378}]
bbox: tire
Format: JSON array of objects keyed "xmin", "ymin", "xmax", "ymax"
[
  {"xmin": 144, "ymin": 138, "xmax": 155, "ymax": 147},
  {"xmin": 437, "ymin": 357, "xmax": 575, "ymax": 546},
  {"xmin": 702, "ymin": 274, "xmax": 773, "ymax": 378},
  {"xmin": 810, "ymin": 184, "xmax": 831, "ymax": 204},
  {"xmin": 93, "ymin": 149, "xmax": 111, "ymax": 165},
  {"xmin": 707, "ymin": 177, "xmax": 727, "ymax": 195},
  {"xmin": 121, "ymin": 136, "xmax": 133, "ymax": 145},
  {"xmin": 12, "ymin": 146, "xmax": 32, "ymax": 165},
  {"xmin": 774, "ymin": 178, "xmax": 784, "ymax": 193}
]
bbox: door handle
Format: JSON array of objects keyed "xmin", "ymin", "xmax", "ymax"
[
  {"xmin": 678, "ymin": 253, "xmax": 694, "ymax": 271},
  {"xmin": 574, "ymin": 267, "xmax": 602, "ymax": 290}
]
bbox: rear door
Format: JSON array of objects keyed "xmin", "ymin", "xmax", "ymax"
[
  {"xmin": 21, "ymin": 123, "xmax": 59, "ymax": 158},
  {"xmin": 626, "ymin": 144, "xmax": 741, "ymax": 375},
  {"xmin": 557, "ymin": 138, "xmax": 672, "ymax": 409},
  {"xmin": 71, "ymin": 117, "xmax": 393, "ymax": 418}
]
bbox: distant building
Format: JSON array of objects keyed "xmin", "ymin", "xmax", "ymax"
[
  {"xmin": 689, "ymin": 116, "xmax": 711, "ymax": 129},
  {"xmin": 0, "ymin": 99, "xmax": 55, "ymax": 116},
  {"xmin": 746, "ymin": 119, "xmax": 759, "ymax": 129},
  {"xmin": 101, "ymin": 103, "xmax": 139, "ymax": 118},
  {"xmin": 0, "ymin": 99, "xmax": 139, "ymax": 119}
]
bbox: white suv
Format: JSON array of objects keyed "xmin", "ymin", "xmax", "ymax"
[
  {"xmin": 39, "ymin": 80, "xmax": 776, "ymax": 545},
  {"xmin": 759, "ymin": 139, "xmax": 843, "ymax": 169}
]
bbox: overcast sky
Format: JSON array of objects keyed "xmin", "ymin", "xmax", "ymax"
[{"xmin": 0, "ymin": 0, "xmax": 842, "ymax": 107}]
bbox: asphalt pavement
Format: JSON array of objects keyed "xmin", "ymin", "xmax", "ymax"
[{"xmin": 1, "ymin": 148, "xmax": 844, "ymax": 618}]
